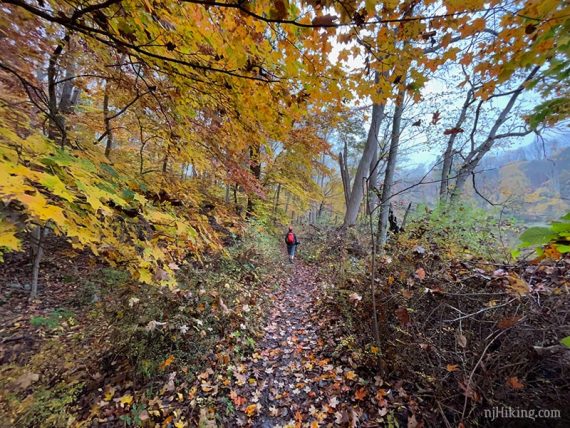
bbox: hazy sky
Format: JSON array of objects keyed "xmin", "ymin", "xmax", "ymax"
[{"xmin": 327, "ymin": 32, "xmax": 557, "ymax": 170}]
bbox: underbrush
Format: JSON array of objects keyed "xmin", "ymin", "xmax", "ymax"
[
  {"xmin": 303, "ymin": 213, "xmax": 570, "ymax": 427},
  {"xmin": 0, "ymin": 221, "xmax": 285, "ymax": 427}
]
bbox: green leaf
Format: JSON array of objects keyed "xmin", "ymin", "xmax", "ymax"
[
  {"xmin": 561, "ymin": 336, "xmax": 570, "ymax": 348},
  {"xmin": 518, "ymin": 227, "xmax": 555, "ymax": 247},
  {"xmin": 550, "ymin": 221, "xmax": 570, "ymax": 234}
]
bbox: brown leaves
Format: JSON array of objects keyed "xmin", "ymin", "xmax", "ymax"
[
  {"xmin": 312, "ymin": 14, "xmax": 337, "ymax": 26},
  {"xmin": 272, "ymin": 0, "xmax": 289, "ymax": 20},
  {"xmin": 497, "ymin": 316, "xmax": 521, "ymax": 329},
  {"xmin": 443, "ymin": 127, "xmax": 464, "ymax": 135},
  {"xmin": 525, "ymin": 24, "xmax": 537, "ymax": 34},
  {"xmin": 395, "ymin": 307, "xmax": 411, "ymax": 326},
  {"xmin": 505, "ymin": 274, "xmax": 530, "ymax": 296},
  {"xmin": 415, "ymin": 267, "xmax": 426, "ymax": 280},
  {"xmin": 456, "ymin": 333, "xmax": 467, "ymax": 348},
  {"xmin": 431, "ymin": 111, "xmax": 441, "ymax": 124}
]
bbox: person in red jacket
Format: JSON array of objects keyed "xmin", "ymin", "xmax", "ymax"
[{"xmin": 284, "ymin": 226, "xmax": 300, "ymax": 263}]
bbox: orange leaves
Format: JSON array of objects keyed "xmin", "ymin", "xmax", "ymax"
[
  {"xmin": 245, "ymin": 404, "xmax": 258, "ymax": 417},
  {"xmin": 544, "ymin": 244, "xmax": 562, "ymax": 260},
  {"xmin": 160, "ymin": 355, "xmax": 175, "ymax": 370},
  {"xmin": 415, "ymin": 267, "xmax": 426, "ymax": 280},
  {"xmin": 446, "ymin": 364, "xmax": 460, "ymax": 372},
  {"xmin": 497, "ymin": 316, "xmax": 521, "ymax": 329},
  {"xmin": 375, "ymin": 388, "xmax": 388, "ymax": 407},
  {"xmin": 230, "ymin": 390, "xmax": 246, "ymax": 407},
  {"xmin": 354, "ymin": 387, "xmax": 367, "ymax": 401},
  {"xmin": 506, "ymin": 376, "xmax": 524, "ymax": 390}
]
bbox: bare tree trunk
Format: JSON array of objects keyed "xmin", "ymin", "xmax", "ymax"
[
  {"xmin": 369, "ymin": 145, "xmax": 379, "ymax": 210},
  {"xmin": 162, "ymin": 153, "xmax": 169, "ymax": 174},
  {"xmin": 103, "ymin": 81, "xmax": 114, "ymax": 158},
  {"xmin": 344, "ymin": 102, "xmax": 386, "ymax": 226},
  {"xmin": 225, "ymin": 183, "xmax": 231, "ymax": 204},
  {"xmin": 246, "ymin": 143, "xmax": 261, "ymax": 219},
  {"xmin": 284, "ymin": 191, "xmax": 291, "ymax": 217},
  {"xmin": 273, "ymin": 183, "xmax": 281, "ymax": 214},
  {"xmin": 378, "ymin": 85, "xmax": 406, "ymax": 247},
  {"xmin": 47, "ymin": 41, "xmax": 66, "ymax": 147},
  {"xmin": 451, "ymin": 66, "xmax": 540, "ymax": 200},
  {"xmin": 401, "ymin": 202, "xmax": 412, "ymax": 231},
  {"xmin": 440, "ymin": 89, "xmax": 474, "ymax": 202},
  {"xmin": 30, "ymin": 226, "xmax": 47, "ymax": 299},
  {"xmin": 339, "ymin": 142, "xmax": 351, "ymax": 208},
  {"xmin": 233, "ymin": 184, "xmax": 239, "ymax": 213}
]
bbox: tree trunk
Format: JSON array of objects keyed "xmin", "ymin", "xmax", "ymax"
[
  {"xmin": 30, "ymin": 226, "xmax": 47, "ymax": 299},
  {"xmin": 246, "ymin": 143, "xmax": 261, "ymax": 219},
  {"xmin": 343, "ymin": 102, "xmax": 386, "ymax": 226},
  {"xmin": 225, "ymin": 183, "xmax": 231, "ymax": 204},
  {"xmin": 401, "ymin": 202, "xmax": 412, "ymax": 231},
  {"xmin": 451, "ymin": 66, "xmax": 540, "ymax": 200},
  {"xmin": 284, "ymin": 191, "xmax": 291, "ymax": 217},
  {"xmin": 103, "ymin": 81, "xmax": 114, "ymax": 158},
  {"xmin": 273, "ymin": 183, "xmax": 281, "ymax": 214},
  {"xmin": 378, "ymin": 84, "xmax": 406, "ymax": 247},
  {"xmin": 369, "ymin": 144, "xmax": 379, "ymax": 210},
  {"xmin": 47, "ymin": 41, "xmax": 66, "ymax": 147},
  {"xmin": 440, "ymin": 89, "xmax": 474, "ymax": 202},
  {"xmin": 338, "ymin": 150, "xmax": 351, "ymax": 208}
]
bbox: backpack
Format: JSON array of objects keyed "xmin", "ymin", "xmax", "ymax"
[{"xmin": 286, "ymin": 232, "xmax": 295, "ymax": 245}]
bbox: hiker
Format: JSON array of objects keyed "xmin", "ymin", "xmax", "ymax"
[{"xmin": 285, "ymin": 226, "xmax": 300, "ymax": 263}]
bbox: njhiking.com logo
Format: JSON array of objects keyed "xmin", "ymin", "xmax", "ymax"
[{"xmin": 483, "ymin": 407, "xmax": 561, "ymax": 421}]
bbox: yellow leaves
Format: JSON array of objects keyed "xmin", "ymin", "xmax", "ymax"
[
  {"xmin": 245, "ymin": 403, "xmax": 258, "ymax": 417},
  {"xmin": 19, "ymin": 192, "xmax": 66, "ymax": 225},
  {"xmin": 138, "ymin": 268, "xmax": 153, "ymax": 284},
  {"xmin": 104, "ymin": 386, "xmax": 116, "ymax": 401},
  {"xmin": 0, "ymin": 218, "xmax": 21, "ymax": 251},
  {"xmin": 40, "ymin": 175, "xmax": 75, "ymax": 202},
  {"xmin": 445, "ymin": 0, "xmax": 485, "ymax": 13},
  {"xmin": 118, "ymin": 394, "xmax": 133, "ymax": 406},
  {"xmin": 345, "ymin": 370, "xmax": 357, "ymax": 381}
]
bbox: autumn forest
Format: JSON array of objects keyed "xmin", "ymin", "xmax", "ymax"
[{"xmin": 0, "ymin": 0, "xmax": 569, "ymax": 427}]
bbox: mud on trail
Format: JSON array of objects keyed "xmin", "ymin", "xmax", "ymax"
[{"xmin": 224, "ymin": 263, "xmax": 388, "ymax": 427}]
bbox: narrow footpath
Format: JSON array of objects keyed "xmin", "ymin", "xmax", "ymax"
[{"xmin": 227, "ymin": 263, "xmax": 389, "ymax": 427}]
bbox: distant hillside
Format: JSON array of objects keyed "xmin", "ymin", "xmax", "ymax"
[{"xmin": 393, "ymin": 134, "xmax": 570, "ymax": 222}]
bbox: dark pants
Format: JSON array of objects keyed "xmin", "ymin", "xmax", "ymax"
[{"xmin": 286, "ymin": 244, "xmax": 296, "ymax": 257}]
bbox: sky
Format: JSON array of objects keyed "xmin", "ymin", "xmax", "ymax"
[{"xmin": 326, "ymin": 25, "xmax": 562, "ymax": 170}]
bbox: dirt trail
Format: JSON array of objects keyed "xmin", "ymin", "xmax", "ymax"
[{"xmin": 229, "ymin": 262, "xmax": 381, "ymax": 427}]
